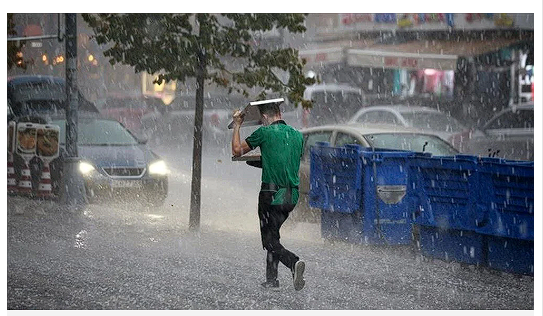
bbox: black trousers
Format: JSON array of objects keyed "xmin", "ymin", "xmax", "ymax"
[{"xmin": 258, "ymin": 190, "xmax": 299, "ymax": 282}]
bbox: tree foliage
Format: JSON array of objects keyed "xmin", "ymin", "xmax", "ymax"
[
  {"xmin": 82, "ymin": 13, "xmax": 315, "ymax": 107},
  {"xmin": 7, "ymin": 13, "xmax": 26, "ymax": 70}
]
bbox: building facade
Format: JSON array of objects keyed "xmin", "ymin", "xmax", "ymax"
[{"xmin": 8, "ymin": 13, "xmax": 534, "ymax": 122}]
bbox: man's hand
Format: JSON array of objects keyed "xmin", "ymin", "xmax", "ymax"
[
  {"xmin": 231, "ymin": 109, "xmax": 251, "ymax": 157},
  {"xmin": 232, "ymin": 109, "xmax": 245, "ymax": 127}
]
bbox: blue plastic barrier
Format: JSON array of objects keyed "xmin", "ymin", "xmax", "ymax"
[
  {"xmin": 486, "ymin": 235, "xmax": 534, "ymax": 275},
  {"xmin": 310, "ymin": 143, "xmax": 534, "ymax": 274},
  {"xmin": 476, "ymin": 157, "xmax": 534, "ymax": 276},
  {"xmin": 409, "ymin": 154, "xmax": 483, "ymax": 231},
  {"xmin": 309, "ymin": 142, "xmax": 362, "ymax": 214},
  {"xmin": 476, "ymin": 157, "xmax": 534, "ymax": 241},
  {"xmin": 418, "ymin": 225, "xmax": 485, "ymax": 266},
  {"xmin": 311, "ymin": 143, "xmax": 414, "ymax": 245},
  {"xmin": 359, "ymin": 148, "xmax": 414, "ymax": 245}
]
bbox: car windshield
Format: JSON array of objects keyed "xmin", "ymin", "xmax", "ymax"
[
  {"xmin": 52, "ymin": 119, "xmax": 139, "ymax": 146},
  {"xmin": 365, "ymin": 133, "xmax": 458, "ymax": 156},
  {"xmin": 310, "ymin": 91, "xmax": 364, "ymax": 125},
  {"xmin": 401, "ymin": 112, "xmax": 465, "ymax": 133},
  {"xmin": 10, "ymin": 81, "xmax": 65, "ymax": 102},
  {"xmin": 10, "ymin": 100, "xmax": 66, "ymax": 117}
]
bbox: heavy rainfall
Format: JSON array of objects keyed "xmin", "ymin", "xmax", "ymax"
[{"xmin": 6, "ymin": 13, "xmax": 536, "ymax": 310}]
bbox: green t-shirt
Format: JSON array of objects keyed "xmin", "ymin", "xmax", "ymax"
[{"xmin": 246, "ymin": 120, "xmax": 304, "ymax": 205}]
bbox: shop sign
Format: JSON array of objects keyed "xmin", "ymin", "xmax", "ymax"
[
  {"xmin": 374, "ymin": 14, "xmax": 397, "ymax": 24},
  {"xmin": 397, "ymin": 14, "xmax": 454, "ymax": 28},
  {"xmin": 464, "ymin": 13, "xmax": 514, "ymax": 27},
  {"xmin": 339, "ymin": 13, "xmax": 453, "ymax": 30},
  {"xmin": 457, "ymin": 13, "xmax": 529, "ymax": 29},
  {"xmin": 334, "ymin": 13, "xmax": 531, "ymax": 34},
  {"xmin": 341, "ymin": 14, "xmax": 373, "ymax": 25},
  {"xmin": 384, "ymin": 57, "xmax": 419, "ymax": 68}
]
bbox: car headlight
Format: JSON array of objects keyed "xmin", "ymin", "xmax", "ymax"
[
  {"xmin": 79, "ymin": 161, "xmax": 95, "ymax": 175},
  {"xmin": 149, "ymin": 160, "xmax": 169, "ymax": 175}
]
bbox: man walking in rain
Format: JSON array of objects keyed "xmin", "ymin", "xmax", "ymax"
[{"xmin": 231, "ymin": 100, "xmax": 306, "ymax": 291}]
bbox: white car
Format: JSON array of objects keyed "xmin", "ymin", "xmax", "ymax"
[
  {"xmin": 348, "ymin": 105, "xmax": 470, "ymax": 148},
  {"xmin": 282, "ymin": 83, "xmax": 366, "ymax": 129},
  {"xmin": 293, "ymin": 123, "xmax": 459, "ymax": 222}
]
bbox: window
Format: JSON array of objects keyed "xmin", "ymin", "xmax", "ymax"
[
  {"xmin": 335, "ymin": 132, "xmax": 362, "ymax": 147},
  {"xmin": 356, "ymin": 111, "xmax": 399, "ymax": 125},
  {"xmin": 302, "ymin": 131, "xmax": 332, "ymax": 161},
  {"xmin": 486, "ymin": 109, "xmax": 534, "ymax": 130}
]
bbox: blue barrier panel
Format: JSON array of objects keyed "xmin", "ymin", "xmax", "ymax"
[
  {"xmin": 308, "ymin": 142, "xmax": 331, "ymax": 211},
  {"xmin": 309, "ymin": 143, "xmax": 362, "ymax": 213},
  {"xmin": 486, "ymin": 235, "xmax": 534, "ymax": 275},
  {"xmin": 476, "ymin": 157, "xmax": 534, "ymax": 241},
  {"xmin": 418, "ymin": 225, "xmax": 485, "ymax": 266},
  {"xmin": 409, "ymin": 155, "xmax": 483, "ymax": 231},
  {"xmin": 359, "ymin": 149, "xmax": 414, "ymax": 245},
  {"xmin": 310, "ymin": 143, "xmax": 415, "ymax": 245}
]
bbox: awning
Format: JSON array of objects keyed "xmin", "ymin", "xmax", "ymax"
[
  {"xmin": 298, "ymin": 47, "xmax": 345, "ymax": 65},
  {"xmin": 299, "ymin": 38, "xmax": 525, "ymax": 70},
  {"xmin": 347, "ymin": 48, "xmax": 457, "ymax": 70}
]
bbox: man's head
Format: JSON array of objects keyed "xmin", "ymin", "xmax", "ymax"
[{"xmin": 258, "ymin": 103, "xmax": 281, "ymax": 126}]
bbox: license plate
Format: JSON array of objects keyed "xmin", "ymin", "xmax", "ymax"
[{"xmin": 110, "ymin": 180, "xmax": 143, "ymax": 188}]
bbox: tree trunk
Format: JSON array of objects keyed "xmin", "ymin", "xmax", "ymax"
[{"xmin": 189, "ymin": 15, "xmax": 207, "ymax": 231}]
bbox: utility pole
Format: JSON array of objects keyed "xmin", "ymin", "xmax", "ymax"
[{"xmin": 59, "ymin": 13, "xmax": 87, "ymax": 207}]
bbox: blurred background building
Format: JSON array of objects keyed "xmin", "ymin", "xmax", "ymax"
[{"xmin": 7, "ymin": 13, "xmax": 534, "ymax": 122}]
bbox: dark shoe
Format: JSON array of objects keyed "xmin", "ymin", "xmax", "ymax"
[
  {"xmin": 260, "ymin": 280, "xmax": 279, "ymax": 288},
  {"xmin": 292, "ymin": 260, "xmax": 305, "ymax": 291}
]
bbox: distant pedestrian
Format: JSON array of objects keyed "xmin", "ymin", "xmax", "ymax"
[{"xmin": 231, "ymin": 101, "xmax": 305, "ymax": 291}]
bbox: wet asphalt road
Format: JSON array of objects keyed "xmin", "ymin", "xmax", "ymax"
[{"xmin": 6, "ymin": 143, "xmax": 535, "ymax": 310}]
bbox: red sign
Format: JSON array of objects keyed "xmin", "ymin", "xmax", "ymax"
[
  {"xmin": 315, "ymin": 53, "xmax": 328, "ymax": 62},
  {"xmin": 401, "ymin": 58, "xmax": 418, "ymax": 68},
  {"xmin": 384, "ymin": 57, "xmax": 399, "ymax": 66},
  {"xmin": 384, "ymin": 57, "xmax": 419, "ymax": 68},
  {"xmin": 341, "ymin": 14, "xmax": 373, "ymax": 25}
]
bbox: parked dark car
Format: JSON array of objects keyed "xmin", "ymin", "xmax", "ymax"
[{"xmin": 8, "ymin": 75, "xmax": 99, "ymax": 118}]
